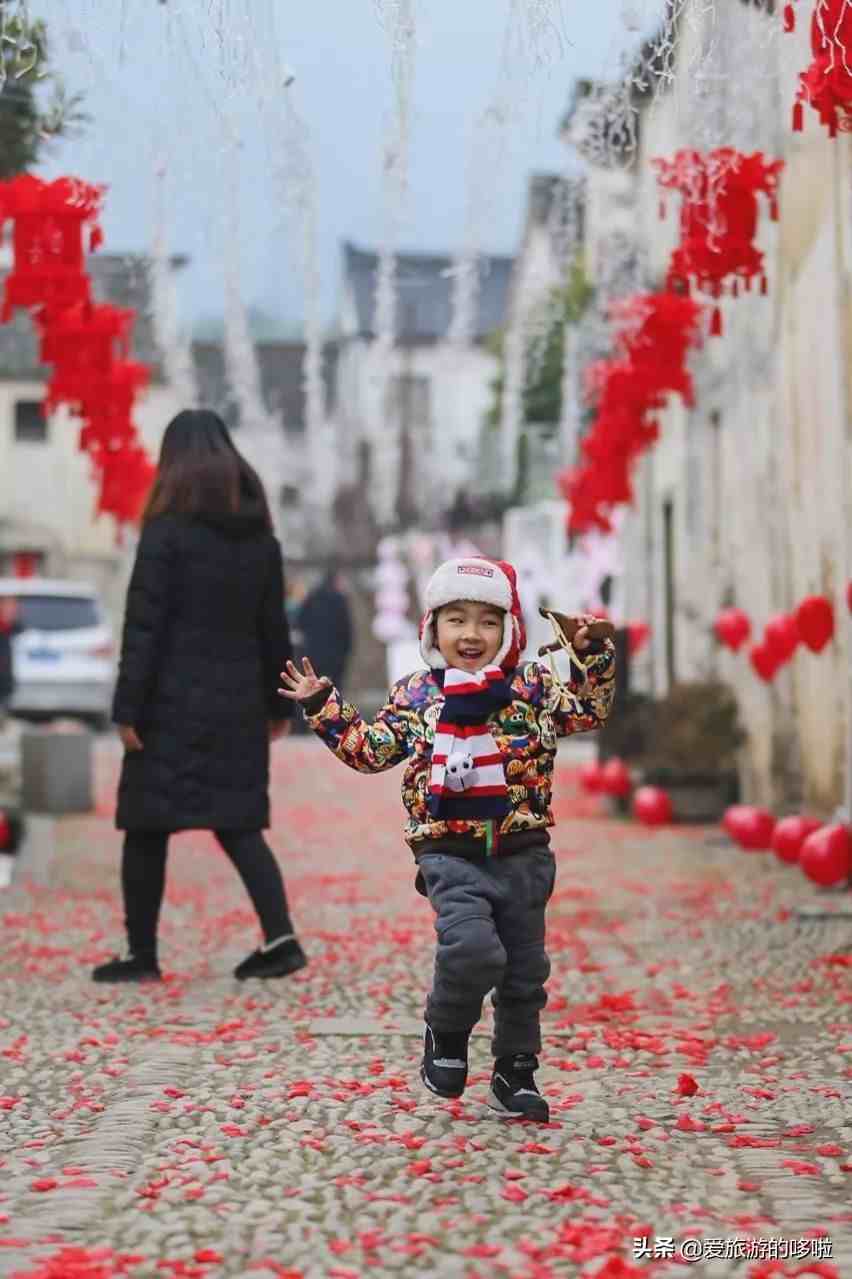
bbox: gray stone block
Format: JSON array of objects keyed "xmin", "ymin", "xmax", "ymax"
[{"xmin": 20, "ymin": 728, "xmax": 94, "ymax": 815}]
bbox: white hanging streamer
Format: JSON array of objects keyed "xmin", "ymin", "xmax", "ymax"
[
  {"xmin": 371, "ymin": 0, "xmax": 417, "ymax": 527},
  {"xmin": 449, "ymin": 0, "xmax": 528, "ymax": 347},
  {"xmin": 551, "ymin": 175, "xmax": 586, "ymax": 464},
  {"xmin": 449, "ymin": 0, "xmax": 569, "ymax": 350},
  {"xmin": 148, "ymin": 158, "xmax": 199, "ymax": 411},
  {"xmin": 242, "ymin": 2, "xmax": 331, "ymax": 514},
  {"xmin": 499, "ymin": 307, "xmax": 527, "ymax": 492},
  {"xmin": 221, "ymin": 143, "xmax": 281, "ymax": 441}
]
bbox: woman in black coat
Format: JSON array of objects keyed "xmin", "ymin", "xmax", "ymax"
[{"xmin": 93, "ymin": 410, "xmax": 306, "ymax": 984}]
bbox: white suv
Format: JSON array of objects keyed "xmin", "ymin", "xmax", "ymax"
[{"xmin": 0, "ymin": 578, "xmax": 115, "ymax": 728}]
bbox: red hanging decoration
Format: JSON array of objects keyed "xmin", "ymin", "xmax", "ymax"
[
  {"xmin": 652, "ymin": 149, "xmax": 784, "ymax": 314},
  {"xmin": 39, "ymin": 302, "xmax": 133, "ymax": 383},
  {"xmin": 793, "ymin": 0, "xmax": 852, "ymax": 137},
  {"xmin": 714, "ymin": 607, "xmax": 751, "ymax": 651},
  {"xmin": 0, "ymin": 174, "xmax": 155, "ymax": 529},
  {"xmin": 94, "ymin": 441, "xmax": 156, "ymax": 526},
  {"xmin": 795, "ymin": 594, "xmax": 835, "ymax": 652},
  {"xmin": 558, "ymin": 292, "xmax": 703, "ymax": 534},
  {"xmin": 0, "ymin": 176, "xmax": 104, "ymax": 321}
]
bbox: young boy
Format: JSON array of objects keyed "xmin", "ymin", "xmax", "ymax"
[{"xmin": 279, "ymin": 557, "xmax": 615, "ymax": 1122}]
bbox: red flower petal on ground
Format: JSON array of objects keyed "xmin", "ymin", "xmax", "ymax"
[
  {"xmin": 781, "ymin": 1159, "xmax": 821, "ymax": 1175},
  {"xmin": 676, "ymin": 1072, "xmax": 699, "ymax": 1096}
]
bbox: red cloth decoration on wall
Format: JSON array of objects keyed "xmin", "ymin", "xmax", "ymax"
[
  {"xmin": 0, "ymin": 175, "xmax": 154, "ymax": 528},
  {"xmin": 653, "ymin": 149, "xmax": 783, "ymax": 332},
  {"xmin": 95, "ymin": 442, "xmax": 156, "ymax": 525},
  {"xmin": 792, "ymin": 0, "xmax": 852, "ymax": 136},
  {"xmin": 557, "ymin": 293, "xmax": 703, "ymax": 535},
  {"xmin": 0, "ymin": 175, "xmax": 104, "ymax": 321}
]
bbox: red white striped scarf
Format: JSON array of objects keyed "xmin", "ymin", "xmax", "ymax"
[{"xmin": 428, "ymin": 664, "xmax": 513, "ymax": 821}]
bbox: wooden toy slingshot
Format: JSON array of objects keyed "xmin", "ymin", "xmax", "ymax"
[{"xmin": 537, "ymin": 608, "xmax": 615, "ymax": 700}]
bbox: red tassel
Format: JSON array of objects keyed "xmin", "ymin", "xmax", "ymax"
[
  {"xmin": 744, "ymin": 275, "xmax": 753, "ymax": 294},
  {"xmin": 710, "ymin": 306, "xmax": 723, "ymax": 337},
  {"xmin": 769, "ymin": 195, "xmax": 779, "ymax": 222},
  {"xmin": 760, "ymin": 275, "xmax": 768, "ymax": 296},
  {"xmin": 659, "ymin": 199, "xmax": 667, "ymax": 220},
  {"xmin": 783, "ymin": 3, "xmax": 795, "ymax": 32},
  {"xmin": 792, "ymin": 100, "xmax": 804, "ymax": 132}
]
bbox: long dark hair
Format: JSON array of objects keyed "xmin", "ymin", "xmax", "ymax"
[{"xmin": 144, "ymin": 409, "xmax": 273, "ymax": 531}]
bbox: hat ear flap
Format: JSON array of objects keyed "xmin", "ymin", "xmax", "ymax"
[{"xmin": 419, "ymin": 608, "xmax": 447, "ymax": 669}]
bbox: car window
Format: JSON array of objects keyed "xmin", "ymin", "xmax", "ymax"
[{"xmin": 15, "ymin": 596, "xmax": 100, "ymax": 632}]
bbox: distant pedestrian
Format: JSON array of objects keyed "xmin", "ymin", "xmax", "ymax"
[
  {"xmin": 296, "ymin": 563, "xmax": 353, "ymax": 692},
  {"xmin": 280, "ymin": 556, "xmax": 616, "ymax": 1122},
  {"xmin": 0, "ymin": 596, "xmax": 21, "ymax": 723},
  {"xmin": 93, "ymin": 409, "xmax": 306, "ymax": 985}
]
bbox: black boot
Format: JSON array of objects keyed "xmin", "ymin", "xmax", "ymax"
[
  {"xmin": 487, "ymin": 1053, "xmax": 550, "ymax": 1122},
  {"xmin": 420, "ymin": 1023, "xmax": 471, "ymax": 1099},
  {"xmin": 233, "ymin": 934, "xmax": 307, "ymax": 980},
  {"xmin": 92, "ymin": 952, "xmax": 161, "ymax": 984}
]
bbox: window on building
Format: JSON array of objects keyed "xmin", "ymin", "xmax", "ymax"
[
  {"xmin": 14, "ymin": 401, "xmax": 47, "ymax": 443},
  {"xmin": 386, "ymin": 375, "xmax": 431, "ymax": 430}
]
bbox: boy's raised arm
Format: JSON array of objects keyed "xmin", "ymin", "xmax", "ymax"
[
  {"xmin": 279, "ymin": 658, "xmax": 409, "ymax": 773},
  {"xmin": 540, "ymin": 639, "xmax": 616, "ymax": 736}
]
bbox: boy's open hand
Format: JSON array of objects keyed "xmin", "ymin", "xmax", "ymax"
[{"xmin": 278, "ymin": 657, "xmax": 331, "ymax": 703}]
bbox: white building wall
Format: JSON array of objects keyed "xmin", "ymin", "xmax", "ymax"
[
  {"xmin": 0, "ymin": 380, "xmax": 182, "ymax": 625},
  {"xmin": 617, "ymin": 5, "xmax": 852, "ymax": 813}
]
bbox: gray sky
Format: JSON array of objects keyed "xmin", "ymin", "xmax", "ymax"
[{"xmin": 35, "ymin": 1, "xmax": 627, "ymax": 338}]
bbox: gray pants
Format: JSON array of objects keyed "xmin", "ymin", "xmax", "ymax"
[{"xmin": 417, "ymin": 846, "xmax": 556, "ymax": 1059}]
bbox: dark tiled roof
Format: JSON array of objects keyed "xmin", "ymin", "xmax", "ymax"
[
  {"xmin": 342, "ymin": 240, "xmax": 513, "ymax": 341},
  {"xmin": 191, "ymin": 339, "xmax": 338, "ymax": 434},
  {"xmin": 0, "ymin": 253, "xmax": 184, "ymax": 381}
]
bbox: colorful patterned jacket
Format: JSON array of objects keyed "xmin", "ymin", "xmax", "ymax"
[{"xmin": 304, "ymin": 643, "xmax": 615, "ymax": 852}]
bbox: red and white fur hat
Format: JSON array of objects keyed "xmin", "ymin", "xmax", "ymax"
[{"xmin": 419, "ymin": 557, "xmax": 527, "ymax": 672}]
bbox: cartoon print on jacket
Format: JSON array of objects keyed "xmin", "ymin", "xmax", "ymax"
[{"xmin": 305, "ymin": 643, "xmax": 616, "ymax": 849}]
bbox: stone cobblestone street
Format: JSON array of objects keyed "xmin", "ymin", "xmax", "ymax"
[{"xmin": 1, "ymin": 737, "xmax": 851, "ymax": 1279}]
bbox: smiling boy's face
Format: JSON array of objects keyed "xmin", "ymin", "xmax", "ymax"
[{"xmin": 435, "ymin": 599, "xmax": 505, "ymax": 672}]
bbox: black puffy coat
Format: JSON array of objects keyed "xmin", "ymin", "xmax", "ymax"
[{"xmin": 113, "ymin": 507, "xmax": 293, "ymax": 832}]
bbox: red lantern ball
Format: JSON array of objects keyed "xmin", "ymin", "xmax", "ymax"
[
  {"xmin": 799, "ymin": 824, "xmax": 852, "ymax": 887},
  {"xmin": 795, "ymin": 595, "xmax": 834, "ymax": 653},
  {"xmin": 771, "ymin": 815, "xmax": 823, "ymax": 864},
  {"xmin": 764, "ymin": 614, "xmax": 799, "ymax": 665},
  {"xmin": 749, "ymin": 642, "xmax": 780, "ymax": 683},
  {"xmin": 578, "ymin": 761, "xmax": 605, "ymax": 794},
  {"xmin": 723, "ymin": 805, "xmax": 753, "ymax": 840},
  {"xmin": 714, "ymin": 608, "xmax": 751, "ymax": 652},
  {"xmin": 633, "ymin": 785, "xmax": 673, "ymax": 826},
  {"xmin": 731, "ymin": 806, "xmax": 775, "ymax": 851},
  {"xmin": 601, "ymin": 758, "xmax": 632, "ymax": 798}
]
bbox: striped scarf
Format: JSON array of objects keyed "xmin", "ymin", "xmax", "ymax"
[{"xmin": 428, "ymin": 664, "xmax": 514, "ymax": 821}]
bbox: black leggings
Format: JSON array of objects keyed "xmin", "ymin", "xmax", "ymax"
[{"xmin": 122, "ymin": 829, "xmax": 294, "ymax": 959}]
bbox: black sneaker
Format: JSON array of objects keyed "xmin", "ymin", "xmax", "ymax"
[
  {"xmin": 92, "ymin": 953, "xmax": 161, "ymax": 984},
  {"xmin": 420, "ymin": 1023, "xmax": 470, "ymax": 1099},
  {"xmin": 233, "ymin": 935, "xmax": 307, "ymax": 980},
  {"xmin": 487, "ymin": 1053, "xmax": 550, "ymax": 1122}
]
